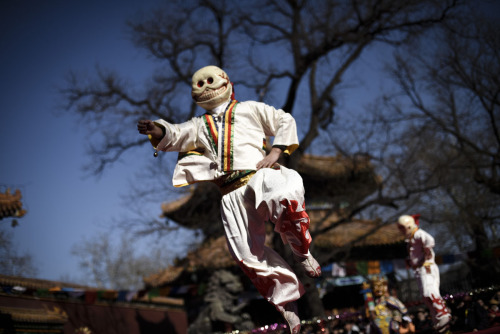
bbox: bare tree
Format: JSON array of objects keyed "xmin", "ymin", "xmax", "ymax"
[
  {"xmin": 71, "ymin": 232, "xmax": 170, "ymax": 290},
  {"xmin": 0, "ymin": 227, "xmax": 38, "ymax": 277}
]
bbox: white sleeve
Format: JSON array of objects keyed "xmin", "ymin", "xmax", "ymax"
[
  {"xmin": 419, "ymin": 229, "xmax": 435, "ymax": 249},
  {"xmin": 252, "ymin": 102, "xmax": 299, "ymax": 154},
  {"xmin": 152, "ymin": 118, "xmax": 199, "ymax": 152}
]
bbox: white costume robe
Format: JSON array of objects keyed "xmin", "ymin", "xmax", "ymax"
[
  {"xmin": 407, "ymin": 228, "xmax": 451, "ymax": 327},
  {"xmin": 151, "ymin": 100, "xmax": 312, "ymax": 312}
]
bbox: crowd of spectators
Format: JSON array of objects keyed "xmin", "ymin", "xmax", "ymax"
[{"xmin": 446, "ymin": 290, "xmax": 500, "ymax": 332}]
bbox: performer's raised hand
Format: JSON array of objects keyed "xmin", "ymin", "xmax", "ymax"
[{"xmin": 137, "ymin": 120, "xmax": 163, "ymax": 140}]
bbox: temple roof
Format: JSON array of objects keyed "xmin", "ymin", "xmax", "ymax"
[
  {"xmin": 298, "ymin": 154, "xmax": 380, "ymax": 201},
  {"xmin": 160, "ymin": 182, "xmax": 223, "ymax": 236},
  {"xmin": 313, "ymin": 219, "xmax": 404, "ymax": 248},
  {"xmin": 143, "ymin": 237, "xmax": 233, "ymax": 287},
  {"xmin": 0, "ymin": 305, "xmax": 68, "ymax": 324},
  {"xmin": 312, "ymin": 219, "xmax": 406, "ymax": 263},
  {"xmin": 0, "ymin": 188, "xmax": 27, "ymax": 220}
]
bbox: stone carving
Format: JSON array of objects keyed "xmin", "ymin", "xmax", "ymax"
[{"xmin": 188, "ymin": 270, "xmax": 254, "ymax": 334}]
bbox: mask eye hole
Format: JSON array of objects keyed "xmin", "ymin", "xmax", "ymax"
[
  {"xmin": 207, "ymin": 77, "xmax": 214, "ymax": 84},
  {"xmin": 197, "ymin": 80, "xmax": 204, "ymax": 88}
]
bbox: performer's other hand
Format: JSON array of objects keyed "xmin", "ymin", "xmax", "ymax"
[
  {"xmin": 256, "ymin": 147, "xmax": 281, "ymax": 169},
  {"xmin": 137, "ymin": 120, "xmax": 163, "ymax": 139}
]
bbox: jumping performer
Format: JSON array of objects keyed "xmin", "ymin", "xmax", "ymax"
[
  {"xmin": 397, "ymin": 214, "xmax": 452, "ymax": 333},
  {"xmin": 137, "ymin": 65, "xmax": 321, "ymax": 334}
]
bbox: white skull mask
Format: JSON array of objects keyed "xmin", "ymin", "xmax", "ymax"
[
  {"xmin": 397, "ymin": 215, "xmax": 418, "ymax": 238},
  {"xmin": 191, "ymin": 65, "xmax": 232, "ymax": 110}
]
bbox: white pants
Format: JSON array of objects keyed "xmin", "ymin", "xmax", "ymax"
[
  {"xmin": 415, "ymin": 263, "xmax": 451, "ymax": 325},
  {"xmin": 220, "ymin": 166, "xmax": 312, "ymax": 312}
]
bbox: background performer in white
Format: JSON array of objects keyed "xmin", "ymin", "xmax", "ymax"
[{"xmin": 397, "ymin": 214, "xmax": 452, "ymax": 333}]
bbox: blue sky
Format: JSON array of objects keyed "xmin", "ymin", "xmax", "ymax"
[{"xmin": 0, "ymin": 0, "xmax": 175, "ymax": 282}]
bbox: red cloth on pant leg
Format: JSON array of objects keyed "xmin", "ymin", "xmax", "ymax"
[{"xmin": 279, "ymin": 199, "xmax": 312, "ymax": 256}]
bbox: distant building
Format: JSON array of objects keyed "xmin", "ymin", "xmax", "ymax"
[
  {"xmin": 0, "ymin": 274, "xmax": 187, "ymax": 334},
  {"xmin": 0, "ymin": 188, "xmax": 27, "ymax": 221}
]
